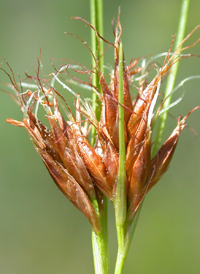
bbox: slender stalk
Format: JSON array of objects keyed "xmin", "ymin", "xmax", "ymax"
[
  {"xmin": 96, "ymin": 0, "xmax": 104, "ymax": 75},
  {"xmin": 90, "ymin": 0, "xmax": 98, "ymax": 132},
  {"xmin": 153, "ymin": 0, "xmax": 190, "ymax": 155},
  {"xmin": 115, "ymin": 42, "xmax": 126, "ymax": 226},
  {"xmin": 92, "ymin": 201, "xmax": 109, "ymax": 274},
  {"xmin": 114, "ymin": 42, "xmax": 127, "ymax": 274},
  {"xmin": 114, "ymin": 206, "xmax": 142, "ymax": 274},
  {"xmin": 90, "ymin": 1, "xmax": 109, "ymax": 274},
  {"xmin": 90, "ymin": 0, "xmax": 104, "ymax": 131}
]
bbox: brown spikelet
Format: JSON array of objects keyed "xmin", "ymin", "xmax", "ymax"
[
  {"xmin": 128, "ymin": 131, "xmax": 151, "ymax": 206},
  {"xmin": 148, "ymin": 120, "xmax": 186, "ymax": 192},
  {"xmin": 47, "ymin": 116, "xmax": 68, "ymax": 154},
  {"xmin": 23, "ymin": 115, "xmax": 61, "ymax": 162},
  {"xmin": 6, "ymin": 118, "xmax": 25, "ymax": 127},
  {"xmin": 70, "ymin": 123, "xmax": 113, "ymax": 199},
  {"xmin": 47, "ymin": 116, "xmax": 96, "ymax": 200},
  {"xmin": 126, "ymin": 105, "xmax": 149, "ymax": 180},
  {"xmin": 98, "ymin": 134, "xmax": 119, "ymax": 189},
  {"xmin": 36, "ymin": 148, "xmax": 101, "ymax": 233}
]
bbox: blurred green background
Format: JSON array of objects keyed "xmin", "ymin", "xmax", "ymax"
[{"xmin": 0, "ymin": 0, "xmax": 200, "ymax": 273}]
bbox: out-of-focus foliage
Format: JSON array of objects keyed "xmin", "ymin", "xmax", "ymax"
[{"xmin": 0, "ymin": 0, "xmax": 200, "ymax": 273}]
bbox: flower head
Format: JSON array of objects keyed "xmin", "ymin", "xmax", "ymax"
[{"xmin": 3, "ymin": 18, "xmax": 200, "ymax": 231}]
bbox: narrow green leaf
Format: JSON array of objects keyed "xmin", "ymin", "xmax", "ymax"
[{"xmin": 153, "ymin": 0, "xmax": 190, "ymax": 155}]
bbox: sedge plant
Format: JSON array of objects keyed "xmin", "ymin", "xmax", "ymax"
[{"xmin": 1, "ymin": 0, "xmax": 200, "ymax": 273}]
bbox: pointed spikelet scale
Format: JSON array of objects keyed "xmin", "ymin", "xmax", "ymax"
[
  {"xmin": 35, "ymin": 148, "xmax": 101, "ymax": 233},
  {"xmin": 99, "ymin": 36, "xmax": 132, "ymax": 150},
  {"xmin": 47, "ymin": 116, "xmax": 96, "ymax": 201},
  {"xmin": 148, "ymin": 119, "xmax": 186, "ymax": 192},
  {"xmin": 70, "ymin": 123, "xmax": 113, "ymax": 199}
]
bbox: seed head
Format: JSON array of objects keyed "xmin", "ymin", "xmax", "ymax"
[{"xmin": 3, "ymin": 18, "xmax": 200, "ymax": 230}]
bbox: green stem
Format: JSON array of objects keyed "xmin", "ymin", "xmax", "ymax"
[
  {"xmin": 90, "ymin": 1, "xmax": 109, "ymax": 274},
  {"xmin": 92, "ymin": 199, "xmax": 109, "ymax": 274},
  {"xmin": 114, "ymin": 42, "xmax": 127, "ymax": 273},
  {"xmin": 114, "ymin": 226, "xmax": 125, "ymax": 274},
  {"xmin": 115, "ymin": 42, "xmax": 126, "ymax": 226},
  {"xmin": 90, "ymin": 0, "xmax": 104, "ymax": 132},
  {"xmin": 114, "ymin": 205, "xmax": 142, "ymax": 274},
  {"xmin": 90, "ymin": 0, "xmax": 98, "ymax": 136},
  {"xmin": 153, "ymin": 0, "xmax": 190, "ymax": 155}
]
